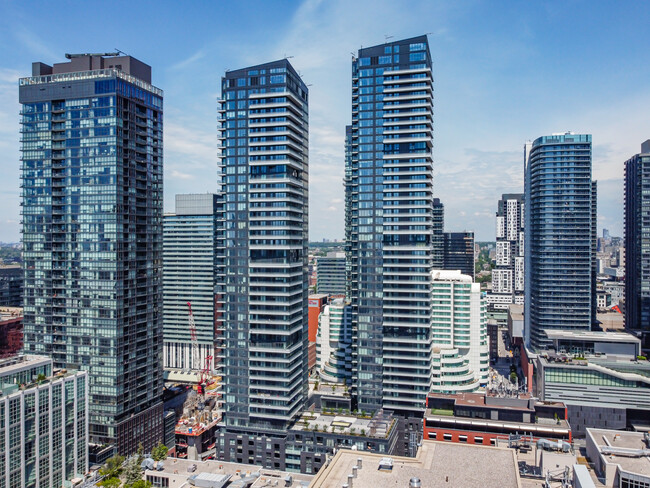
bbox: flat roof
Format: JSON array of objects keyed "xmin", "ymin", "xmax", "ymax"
[
  {"xmin": 145, "ymin": 457, "xmax": 313, "ymax": 488},
  {"xmin": 543, "ymin": 329, "xmax": 641, "ymax": 344},
  {"xmin": 508, "ymin": 304, "xmax": 524, "ymax": 320},
  {"xmin": 310, "ymin": 440, "xmax": 521, "ymax": 488},
  {"xmin": 0, "ymin": 307, "xmax": 23, "ymax": 322},
  {"xmin": 425, "ymin": 413, "xmax": 571, "ymax": 435},
  {"xmin": 0, "ymin": 355, "xmax": 51, "ymax": 376},
  {"xmin": 293, "ymin": 412, "xmax": 393, "ymax": 439},
  {"xmin": 587, "ymin": 428, "xmax": 650, "ymax": 478},
  {"xmin": 428, "ymin": 392, "xmax": 534, "ymax": 411}
]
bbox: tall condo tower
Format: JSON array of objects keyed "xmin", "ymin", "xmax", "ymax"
[
  {"xmin": 19, "ymin": 53, "xmax": 164, "ymax": 454},
  {"xmin": 432, "ymin": 198, "xmax": 444, "ymax": 268},
  {"xmin": 487, "ymin": 193, "xmax": 525, "ymax": 311},
  {"xmin": 217, "ymin": 60, "xmax": 309, "ymax": 433},
  {"xmin": 443, "ymin": 231, "xmax": 475, "ymax": 279},
  {"xmin": 624, "ymin": 140, "xmax": 650, "ymax": 336},
  {"xmin": 163, "ymin": 194, "xmax": 222, "ymax": 372},
  {"xmin": 346, "ymin": 36, "xmax": 434, "ymax": 413},
  {"xmin": 524, "ymin": 133, "xmax": 597, "ymax": 350}
]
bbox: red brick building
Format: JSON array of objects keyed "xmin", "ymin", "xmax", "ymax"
[
  {"xmin": 308, "ymin": 294, "xmax": 328, "ymax": 369},
  {"xmin": 423, "ymin": 392, "xmax": 571, "ymax": 446},
  {"xmin": 0, "ymin": 307, "xmax": 23, "ymax": 358}
]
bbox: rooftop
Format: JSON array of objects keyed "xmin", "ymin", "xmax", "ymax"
[
  {"xmin": 309, "ymin": 440, "xmax": 521, "ymax": 488},
  {"xmin": 309, "ymin": 294, "xmax": 329, "ymax": 301},
  {"xmin": 587, "ymin": 428, "xmax": 650, "ymax": 479},
  {"xmin": 508, "ymin": 304, "xmax": 524, "ymax": 320},
  {"xmin": 0, "ymin": 354, "xmax": 50, "ymax": 376},
  {"xmin": 293, "ymin": 411, "xmax": 394, "ymax": 439},
  {"xmin": 429, "ymin": 391, "xmax": 532, "ymax": 411},
  {"xmin": 431, "ymin": 269, "xmax": 473, "ymax": 283},
  {"xmin": 0, "ymin": 307, "xmax": 23, "ymax": 322},
  {"xmin": 143, "ymin": 456, "xmax": 313, "ymax": 488},
  {"xmin": 544, "ymin": 329, "xmax": 641, "ymax": 344}
]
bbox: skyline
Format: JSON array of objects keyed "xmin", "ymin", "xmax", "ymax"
[{"xmin": 1, "ymin": 1, "xmax": 650, "ymax": 242}]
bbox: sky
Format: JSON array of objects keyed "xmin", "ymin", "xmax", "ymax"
[{"xmin": 1, "ymin": 0, "xmax": 649, "ymax": 242}]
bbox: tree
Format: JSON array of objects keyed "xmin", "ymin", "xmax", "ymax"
[
  {"xmin": 99, "ymin": 478, "xmax": 121, "ymax": 488},
  {"xmin": 151, "ymin": 442, "xmax": 168, "ymax": 462},
  {"xmin": 131, "ymin": 481, "xmax": 152, "ymax": 488},
  {"xmin": 509, "ymin": 371, "xmax": 518, "ymax": 384},
  {"xmin": 99, "ymin": 454, "xmax": 125, "ymax": 479},
  {"xmin": 136, "ymin": 442, "xmax": 144, "ymax": 465},
  {"xmin": 123, "ymin": 455, "xmax": 142, "ymax": 488}
]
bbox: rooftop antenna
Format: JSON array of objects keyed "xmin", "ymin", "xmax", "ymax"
[
  {"xmin": 284, "ymin": 54, "xmax": 294, "ymax": 59},
  {"xmin": 65, "ymin": 52, "xmax": 119, "ymax": 59},
  {"xmin": 384, "ymin": 35, "xmax": 394, "ymax": 43},
  {"xmin": 114, "ymin": 49, "xmax": 127, "ymax": 56}
]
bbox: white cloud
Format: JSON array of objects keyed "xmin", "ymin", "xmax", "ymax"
[
  {"xmin": 169, "ymin": 49, "xmax": 207, "ymax": 71},
  {"xmin": 170, "ymin": 170, "xmax": 194, "ymax": 180}
]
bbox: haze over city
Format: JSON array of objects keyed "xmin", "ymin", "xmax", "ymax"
[{"xmin": 1, "ymin": 0, "xmax": 649, "ymax": 241}]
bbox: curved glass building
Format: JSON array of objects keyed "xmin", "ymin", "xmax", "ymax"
[
  {"xmin": 316, "ymin": 299, "xmax": 352, "ymax": 384},
  {"xmin": 524, "ymin": 133, "xmax": 597, "ymax": 350}
]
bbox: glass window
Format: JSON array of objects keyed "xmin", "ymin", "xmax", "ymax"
[{"xmin": 409, "ymin": 52, "xmax": 426, "ymax": 62}]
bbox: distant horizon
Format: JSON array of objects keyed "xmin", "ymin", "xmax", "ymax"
[{"xmin": 1, "ymin": 1, "xmax": 648, "ymax": 242}]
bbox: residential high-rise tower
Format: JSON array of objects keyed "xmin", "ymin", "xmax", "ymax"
[
  {"xmin": 163, "ymin": 194, "xmax": 222, "ymax": 372},
  {"xmin": 524, "ymin": 133, "xmax": 597, "ymax": 350},
  {"xmin": 487, "ymin": 193, "xmax": 524, "ymax": 311},
  {"xmin": 443, "ymin": 231, "xmax": 475, "ymax": 279},
  {"xmin": 316, "ymin": 252, "xmax": 346, "ymax": 295},
  {"xmin": 624, "ymin": 140, "xmax": 650, "ymax": 336},
  {"xmin": 432, "ymin": 198, "xmax": 444, "ymax": 268},
  {"xmin": 19, "ymin": 53, "xmax": 164, "ymax": 455},
  {"xmin": 346, "ymin": 36, "xmax": 434, "ymax": 414},
  {"xmin": 217, "ymin": 59, "xmax": 309, "ymax": 434}
]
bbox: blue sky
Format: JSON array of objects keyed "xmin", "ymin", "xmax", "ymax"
[{"xmin": 1, "ymin": 0, "xmax": 649, "ymax": 242}]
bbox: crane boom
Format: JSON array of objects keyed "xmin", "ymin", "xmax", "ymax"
[{"xmin": 187, "ymin": 302, "xmax": 199, "ymax": 371}]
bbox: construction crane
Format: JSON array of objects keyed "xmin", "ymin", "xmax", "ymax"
[
  {"xmin": 187, "ymin": 302, "xmax": 200, "ymax": 372},
  {"xmin": 188, "ymin": 302, "xmax": 215, "ymax": 404}
]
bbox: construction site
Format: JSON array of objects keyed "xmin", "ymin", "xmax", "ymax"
[{"xmin": 168, "ymin": 301, "xmax": 224, "ymax": 461}]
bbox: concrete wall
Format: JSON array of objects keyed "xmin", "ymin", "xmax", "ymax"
[{"xmin": 567, "ymin": 405, "xmax": 626, "ymax": 438}]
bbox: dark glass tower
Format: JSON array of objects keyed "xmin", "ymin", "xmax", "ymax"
[
  {"xmin": 19, "ymin": 54, "xmax": 164, "ymax": 455},
  {"xmin": 346, "ymin": 36, "xmax": 434, "ymax": 414},
  {"xmin": 217, "ymin": 59, "xmax": 309, "ymax": 433},
  {"xmin": 624, "ymin": 140, "xmax": 650, "ymax": 335},
  {"xmin": 524, "ymin": 133, "xmax": 597, "ymax": 350},
  {"xmin": 432, "ymin": 198, "xmax": 444, "ymax": 268},
  {"xmin": 443, "ymin": 231, "xmax": 475, "ymax": 279}
]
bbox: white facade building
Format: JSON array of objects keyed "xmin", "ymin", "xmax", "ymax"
[
  {"xmin": 487, "ymin": 194, "xmax": 525, "ymax": 311},
  {"xmin": 316, "ymin": 299, "xmax": 352, "ymax": 384},
  {"xmin": 0, "ymin": 355, "xmax": 88, "ymax": 488},
  {"xmin": 430, "ymin": 270, "xmax": 489, "ymax": 393}
]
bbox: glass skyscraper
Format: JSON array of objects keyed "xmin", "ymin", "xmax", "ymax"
[
  {"xmin": 19, "ymin": 54, "xmax": 164, "ymax": 455},
  {"xmin": 346, "ymin": 35, "xmax": 434, "ymax": 414},
  {"xmin": 217, "ymin": 59, "xmax": 309, "ymax": 433},
  {"xmin": 432, "ymin": 198, "xmax": 444, "ymax": 268},
  {"xmin": 163, "ymin": 194, "xmax": 222, "ymax": 372},
  {"xmin": 316, "ymin": 252, "xmax": 346, "ymax": 295},
  {"xmin": 524, "ymin": 133, "xmax": 597, "ymax": 350},
  {"xmin": 624, "ymin": 140, "xmax": 650, "ymax": 336},
  {"xmin": 443, "ymin": 231, "xmax": 475, "ymax": 279}
]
